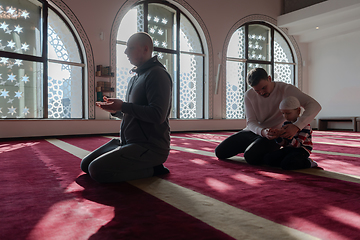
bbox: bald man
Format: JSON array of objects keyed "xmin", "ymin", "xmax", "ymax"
[{"xmin": 81, "ymin": 32, "xmax": 173, "ymax": 183}]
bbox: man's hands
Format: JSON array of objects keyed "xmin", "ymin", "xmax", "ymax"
[
  {"xmin": 280, "ymin": 124, "xmax": 300, "ymax": 139},
  {"xmin": 262, "ymin": 128, "xmax": 285, "ymax": 140},
  {"xmin": 96, "ymin": 96, "xmax": 123, "ymax": 114},
  {"xmin": 262, "ymin": 124, "xmax": 300, "ymax": 140}
]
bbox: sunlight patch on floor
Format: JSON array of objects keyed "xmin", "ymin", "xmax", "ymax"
[
  {"xmin": 27, "ymin": 199, "xmax": 114, "ymax": 240},
  {"xmin": 324, "ymin": 206, "xmax": 360, "ymax": 231},
  {"xmin": 190, "ymin": 158, "xmax": 208, "ymax": 165},
  {"xmin": 231, "ymin": 173, "xmax": 265, "ymax": 186},
  {"xmin": 287, "ymin": 216, "xmax": 346, "ymax": 240},
  {"xmin": 0, "ymin": 142, "xmax": 39, "ymax": 154},
  {"xmin": 257, "ymin": 171, "xmax": 293, "ymax": 181},
  {"xmin": 205, "ymin": 177, "xmax": 234, "ymax": 193}
]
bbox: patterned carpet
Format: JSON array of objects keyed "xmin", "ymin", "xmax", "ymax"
[{"xmin": 1, "ymin": 131, "xmax": 360, "ymax": 240}]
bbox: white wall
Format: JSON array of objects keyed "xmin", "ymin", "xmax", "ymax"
[
  {"xmin": 1, "ymin": 0, "xmax": 284, "ymax": 138},
  {"xmin": 308, "ymin": 30, "xmax": 360, "ymax": 128}
]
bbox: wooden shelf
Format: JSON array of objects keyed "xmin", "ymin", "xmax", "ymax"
[
  {"xmin": 96, "ymin": 65, "xmax": 114, "ymax": 77},
  {"xmin": 96, "ymin": 73, "xmax": 114, "ymax": 77}
]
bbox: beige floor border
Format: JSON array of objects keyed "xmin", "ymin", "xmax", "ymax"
[
  {"xmin": 190, "ymin": 132, "xmax": 360, "ymax": 148},
  {"xmin": 171, "ymin": 135, "xmax": 360, "ymax": 158},
  {"xmin": 46, "ymin": 138, "xmax": 319, "ymax": 240},
  {"xmin": 169, "ymin": 144, "xmax": 360, "ymax": 184},
  {"xmin": 101, "ymin": 135, "xmax": 360, "ymax": 183},
  {"xmin": 314, "ymin": 136, "xmax": 360, "ymax": 141},
  {"xmin": 129, "ymin": 177, "xmax": 319, "ymax": 240}
]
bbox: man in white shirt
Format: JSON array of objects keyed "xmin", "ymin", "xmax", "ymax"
[{"xmin": 215, "ymin": 68, "xmax": 321, "ymax": 165}]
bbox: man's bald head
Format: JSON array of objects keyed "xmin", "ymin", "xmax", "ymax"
[
  {"xmin": 128, "ymin": 32, "xmax": 153, "ymax": 52},
  {"xmin": 125, "ymin": 32, "xmax": 154, "ymax": 67}
]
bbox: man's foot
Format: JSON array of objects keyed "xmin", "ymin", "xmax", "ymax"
[
  {"xmin": 153, "ymin": 164, "xmax": 170, "ymax": 176},
  {"xmin": 308, "ymin": 158, "xmax": 318, "ymax": 168}
]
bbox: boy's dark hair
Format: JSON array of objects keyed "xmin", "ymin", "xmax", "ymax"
[{"xmin": 247, "ymin": 68, "xmax": 269, "ymax": 87}]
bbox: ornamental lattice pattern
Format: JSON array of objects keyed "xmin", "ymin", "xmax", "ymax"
[
  {"xmin": 179, "ymin": 55, "xmax": 198, "ymax": 119},
  {"xmin": 116, "ymin": 65, "xmax": 132, "ymax": 101},
  {"xmin": 226, "ymin": 27, "xmax": 245, "ymax": 119},
  {"xmin": 115, "ymin": 5, "xmax": 142, "ymax": 102},
  {"xmin": 48, "ymin": 26, "xmax": 70, "ymax": 118},
  {"xmin": 274, "ymin": 63, "xmax": 292, "ymax": 84},
  {"xmin": 50, "ymin": 0, "xmax": 95, "ymax": 119},
  {"xmin": 179, "ymin": 18, "xmax": 203, "ymax": 119},
  {"xmin": 226, "ymin": 61, "xmax": 245, "ymax": 119},
  {"xmin": 116, "ymin": 3, "xmax": 204, "ymax": 119},
  {"xmin": 48, "ymin": 21, "xmax": 83, "ymax": 118},
  {"xmin": 226, "ymin": 26, "xmax": 294, "ymax": 119},
  {"xmin": 274, "ymin": 40, "xmax": 293, "ymax": 84}
]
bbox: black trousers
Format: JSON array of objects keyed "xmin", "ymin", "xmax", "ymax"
[
  {"xmin": 263, "ymin": 147, "xmax": 311, "ymax": 170},
  {"xmin": 80, "ymin": 138, "xmax": 168, "ymax": 183},
  {"xmin": 215, "ymin": 130, "xmax": 280, "ymax": 165}
]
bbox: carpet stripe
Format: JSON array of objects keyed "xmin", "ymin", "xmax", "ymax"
[
  {"xmin": 196, "ymin": 131, "xmax": 360, "ymax": 138},
  {"xmin": 129, "ymin": 177, "xmax": 319, "ymax": 240},
  {"xmin": 315, "ymin": 136, "xmax": 360, "ymax": 141},
  {"xmin": 183, "ymin": 132, "xmax": 360, "ymax": 146},
  {"xmin": 171, "ymin": 133, "xmax": 360, "ymax": 177},
  {"xmin": 45, "ymin": 138, "xmax": 90, "ymax": 159},
  {"xmin": 312, "ymin": 149, "xmax": 360, "ymax": 158},
  {"xmin": 171, "ymin": 135, "xmax": 360, "ymax": 158},
  {"xmin": 313, "ymin": 141, "xmax": 360, "ymax": 147},
  {"xmin": 46, "ymin": 138, "xmax": 319, "ymax": 240},
  {"xmin": 313, "ymin": 131, "xmax": 360, "ymax": 137},
  {"xmin": 170, "ymin": 145, "xmax": 360, "ymax": 184},
  {"xmin": 102, "ymin": 135, "xmax": 360, "ymax": 183}
]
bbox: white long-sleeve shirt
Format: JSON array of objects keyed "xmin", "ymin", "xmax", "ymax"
[{"xmin": 244, "ymin": 82, "xmax": 321, "ymax": 136}]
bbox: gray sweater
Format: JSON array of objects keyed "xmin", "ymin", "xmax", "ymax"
[{"xmin": 113, "ymin": 56, "xmax": 172, "ymax": 154}]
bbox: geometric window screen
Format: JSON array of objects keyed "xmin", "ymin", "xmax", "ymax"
[
  {"xmin": 116, "ymin": 1, "xmax": 204, "ymax": 119},
  {"xmin": 0, "ymin": 0, "xmax": 85, "ymax": 119},
  {"xmin": 226, "ymin": 22, "xmax": 295, "ymax": 119}
]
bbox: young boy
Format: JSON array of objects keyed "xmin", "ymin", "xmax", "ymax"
[{"xmin": 264, "ymin": 96, "xmax": 318, "ymax": 170}]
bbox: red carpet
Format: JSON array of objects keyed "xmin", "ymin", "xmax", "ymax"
[
  {"xmin": 1, "ymin": 130, "xmax": 360, "ymax": 239},
  {"xmin": 166, "ymin": 131, "xmax": 360, "ymax": 239},
  {"xmin": 171, "ymin": 131, "xmax": 360, "ymax": 176},
  {"xmin": 0, "ymin": 138, "xmax": 233, "ymax": 240},
  {"xmin": 165, "ymin": 144, "xmax": 360, "ymax": 239}
]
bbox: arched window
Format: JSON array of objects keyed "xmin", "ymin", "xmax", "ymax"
[
  {"xmin": 0, "ymin": 0, "xmax": 85, "ymax": 119},
  {"xmin": 226, "ymin": 22, "xmax": 295, "ymax": 119},
  {"xmin": 116, "ymin": 1, "xmax": 204, "ymax": 119}
]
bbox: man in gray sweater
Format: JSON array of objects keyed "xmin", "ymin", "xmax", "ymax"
[{"xmin": 81, "ymin": 32, "xmax": 172, "ymax": 183}]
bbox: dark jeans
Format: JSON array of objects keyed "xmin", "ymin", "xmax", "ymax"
[
  {"xmin": 80, "ymin": 138, "xmax": 168, "ymax": 183},
  {"xmin": 215, "ymin": 130, "xmax": 280, "ymax": 165},
  {"xmin": 264, "ymin": 147, "xmax": 311, "ymax": 170}
]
